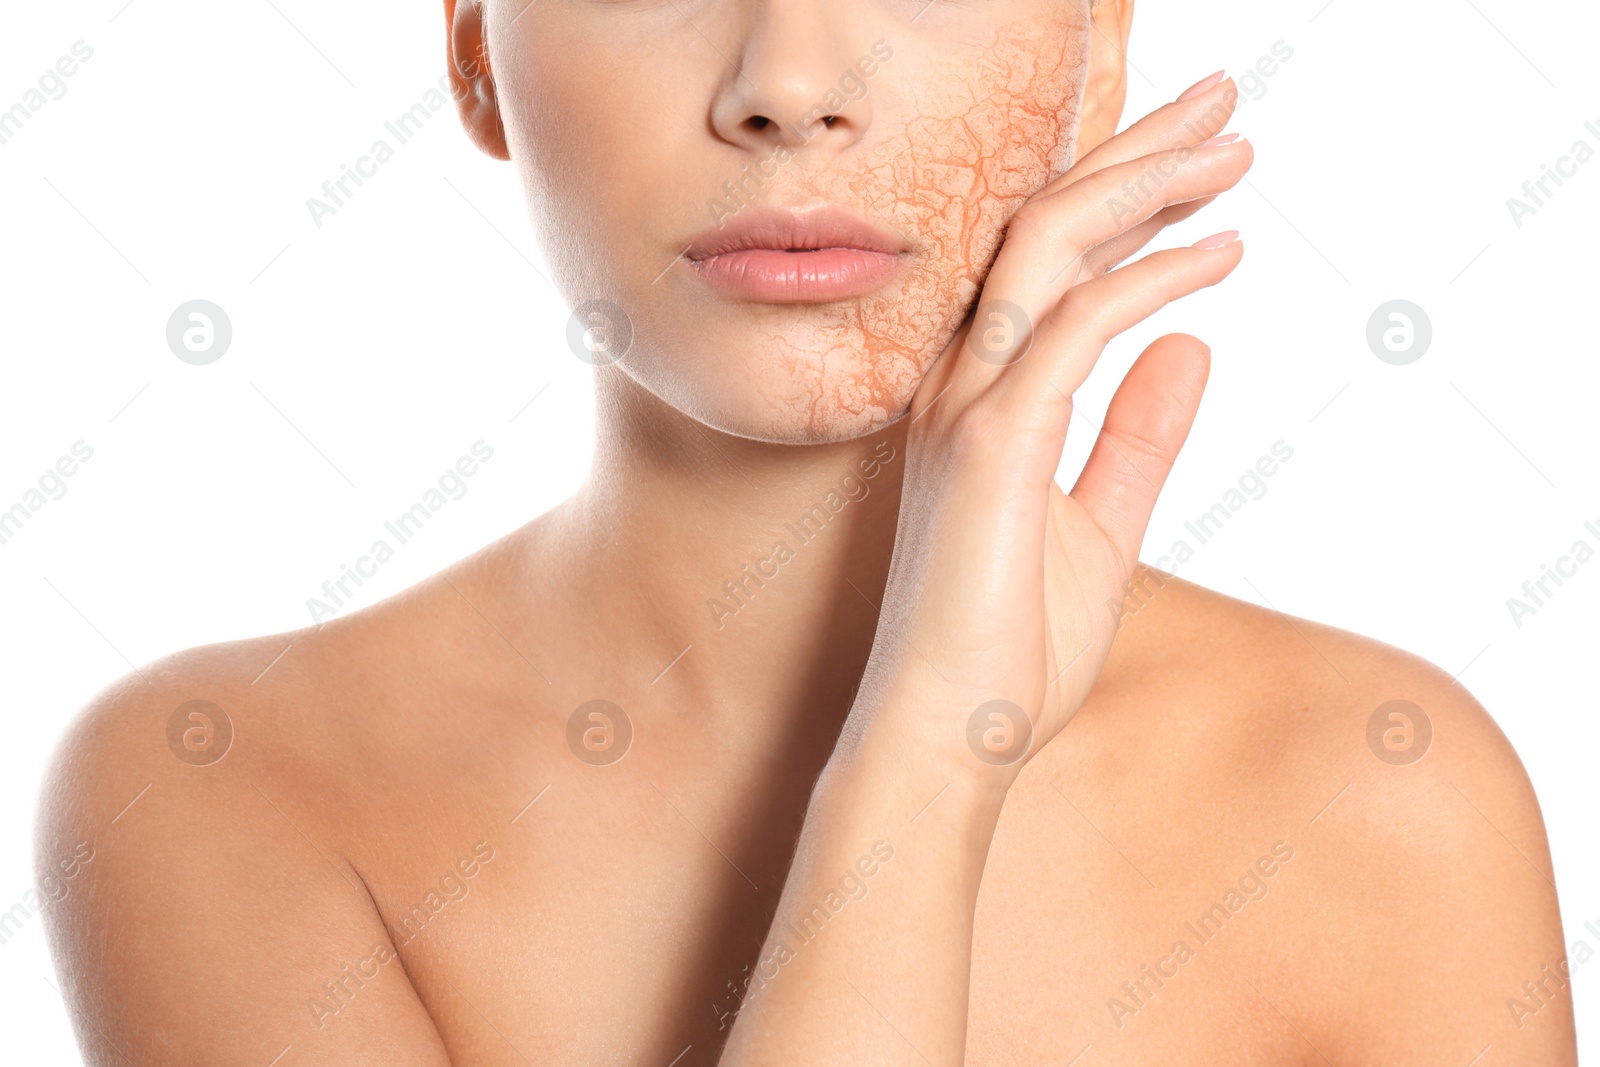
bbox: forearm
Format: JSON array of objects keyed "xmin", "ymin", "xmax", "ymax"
[{"xmin": 720, "ymin": 719, "xmax": 1009, "ymax": 1066}]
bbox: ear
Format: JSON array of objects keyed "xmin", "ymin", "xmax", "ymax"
[
  {"xmin": 444, "ymin": 0, "xmax": 510, "ymax": 160},
  {"xmin": 1076, "ymin": 0, "xmax": 1136, "ymax": 155}
]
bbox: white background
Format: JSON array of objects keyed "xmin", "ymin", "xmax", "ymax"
[{"xmin": 2, "ymin": 0, "xmax": 1595, "ymax": 1058}]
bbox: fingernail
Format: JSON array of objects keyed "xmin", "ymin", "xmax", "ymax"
[
  {"xmin": 1192, "ymin": 230, "xmax": 1241, "ymax": 250},
  {"xmin": 1197, "ymin": 132, "xmax": 1241, "ymax": 149},
  {"xmin": 1177, "ymin": 70, "xmax": 1226, "ymax": 102}
]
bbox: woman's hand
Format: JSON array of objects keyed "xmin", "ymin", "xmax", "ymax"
[
  {"xmin": 722, "ymin": 75, "xmax": 1252, "ymax": 1067},
  {"xmin": 847, "ymin": 73, "xmax": 1253, "ymax": 789}
]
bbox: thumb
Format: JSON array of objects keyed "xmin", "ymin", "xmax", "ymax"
[{"xmin": 1067, "ymin": 333, "xmax": 1211, "ymax": 570}]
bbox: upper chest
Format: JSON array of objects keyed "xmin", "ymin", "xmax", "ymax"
[{"xmin": 331, "ymin": 714, "xmax": 1324, "ymax": 1067}]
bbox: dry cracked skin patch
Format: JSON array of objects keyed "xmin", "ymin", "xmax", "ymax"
[
  {"xmin": 760, "ymin": 18, "xmax": 1088, "ymax": 441},
  {"xmin": 501, "ymin": 11, "xmax": 1089, "ymax": 444}
]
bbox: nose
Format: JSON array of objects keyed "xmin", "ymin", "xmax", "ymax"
[{"xmin": 709, "ymin": 2, "xmax": 874, "ymax": 154}]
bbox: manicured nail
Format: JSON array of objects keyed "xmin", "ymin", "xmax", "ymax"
[
  {"xmin": 1197, "ymin": 132, "xmax": 1241, "ymax": 149},
  {"xmin": 1192, "ymin": 230, "xmax": 1241, "ymax": 250},
  {"xmin": 1177, "ymin": 70, "xmax": 1226, "ymax": 102}
]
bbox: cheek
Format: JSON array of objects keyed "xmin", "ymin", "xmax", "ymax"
[
  {"xmin": 496, "ymin": 83, "xmax": 652, "ymax": 295},
  {"xmin": 868, "ymin": 19, "xmax": 1086, "ymax": 333},
  {"xmin": 755, "ymin": 20, "xmax": 1087, "ymax": 438},
  {"xmin": 493, "ymin": 18, "xmax": 685, "ymax": 300}
]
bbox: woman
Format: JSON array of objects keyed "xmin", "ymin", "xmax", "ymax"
[{"xmin": 38, "ymin": 1, "xmax": 1575, "ymax": 1063}]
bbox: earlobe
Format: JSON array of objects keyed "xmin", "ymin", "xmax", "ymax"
[{"xmin": 445, "ymin": 0, "xmax": 510, "ymax": 160}]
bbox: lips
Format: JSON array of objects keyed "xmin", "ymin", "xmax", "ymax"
[{"xmin": 682, "ymin": 205, "xmax": 910, "ymax": 304}]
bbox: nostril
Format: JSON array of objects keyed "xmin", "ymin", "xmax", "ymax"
[{"xmin": 743, "ymin": 114, "xmax": 839, "ymax": 134}]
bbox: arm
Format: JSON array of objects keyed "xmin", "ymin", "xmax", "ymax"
[{"xmin": 721, "ymin": 76, "xmax": 1252, "ymax": 1064}]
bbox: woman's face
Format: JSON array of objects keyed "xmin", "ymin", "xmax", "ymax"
[{"xmin": 458, "ymin": 0, "xmax": 1124, "ymax": 443}]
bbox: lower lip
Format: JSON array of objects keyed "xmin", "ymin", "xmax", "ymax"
[{"xmin": 688, "ymin": 248, "xmax": 905, "ymax": 303}]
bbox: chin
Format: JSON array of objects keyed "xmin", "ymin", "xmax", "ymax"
[
  {"xmin": 752, "ymin": 336, "xmax": 931, "ymax": 444},
  {"xmin": 634, "ymin": 313, "xmax": 947, "ymax": 445}
]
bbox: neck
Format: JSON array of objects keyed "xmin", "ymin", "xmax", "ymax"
[{"xmin": 546, "ymin": 373, "xmax": 907, "ymax": 723}]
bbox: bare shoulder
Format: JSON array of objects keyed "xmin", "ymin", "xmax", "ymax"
[
  {"xmin": 38, "ymin": 620, "xmax": 375, "ymax": 855},
  {"xmin": 1106, "ymin": 567, "xmax": 1577, "ymax": 1061},
  {"xmin": 35, "ymin": 624, "xmax": 453, "ymax": 1064},
  {"xmin": 36, "ymin": 630, "xmax": 318, "ymax": 875}
]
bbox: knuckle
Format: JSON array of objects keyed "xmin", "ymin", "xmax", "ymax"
[
  {"xmin": 1013, "ymin": 196, "xmax": 1084, "ymax": 256},
  {"xmin": 1105, "ymin": 423, "xmax": 1176, "ymax": 469},
  {"xmin": 1062, "ymin": 285, "xmax": 1116, "ymax": 341},
  {"xmin": 1003, "ymin": 206, "xmax": 1049, "ymax": 254},
  {"xmin": 1009, "ymin": 197, "xmax": 1052, "ymax": 235}
]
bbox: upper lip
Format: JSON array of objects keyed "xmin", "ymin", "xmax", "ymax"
[{"xmin": 684, "ymin": 205, "xmax": 909, "ymax": 261}]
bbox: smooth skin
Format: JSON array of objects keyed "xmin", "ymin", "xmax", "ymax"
[{"xmin": 38, "ymin": 1, "xmax": 1574, "ymax": 1064}]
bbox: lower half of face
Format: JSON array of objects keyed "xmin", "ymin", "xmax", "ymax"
[{"xmin": 499, "ymin": 4, "xmax": 1090, "ymax": 443}]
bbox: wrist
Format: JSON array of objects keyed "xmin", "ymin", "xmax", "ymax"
[{"xmin": 823, "ymin": 698, "xmax": 1021, "ymax": 820}]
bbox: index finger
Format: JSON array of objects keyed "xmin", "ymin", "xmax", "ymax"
[{"xmin": 1046, "ymin": 73, "xmax": 1240, "ymax": 196}]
